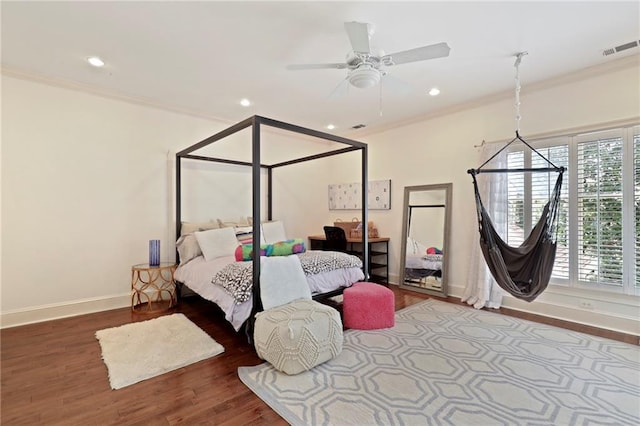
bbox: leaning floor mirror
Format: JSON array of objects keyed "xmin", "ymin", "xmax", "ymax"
[{"xmin": 399, "ymin": 183, "xmax": 452, "ymax": 297}]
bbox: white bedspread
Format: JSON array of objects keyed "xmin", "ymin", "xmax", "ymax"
[
  {"xmin": 173, "ymin": 255, "xmax": 253, "ymax": 331},
  {"xmin": 174, "ymin": 252, "xmax": 364, "ymax": 331},
  {"xmin": 405, "ymin": 253, "xmax": 443, "ymax": 270}
]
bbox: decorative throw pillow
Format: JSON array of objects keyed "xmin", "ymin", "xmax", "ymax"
[
  {"xmin": 180, "ymin": 221, "xmax": 219, "ymax": 236},
  {"xmin": 176, "ymin": 234, "xmax": 202, "ymax": 265},
  {"xmin": 235, "ymin": 243, "xmax": 273, "ymax": 262},
  {"xmin": 234, "ymin": 239, "xmax": 305, "ymax": 261},
  {"xmin": 217, "ymin": 217, "xmax": 250, "ymax": 228},
  {"xmin": 270, "ymin": 238, "xmax": 306, "ymax": 257},
  {"xmin": 234, "ymin": 225, "xmax": 267, "ymax": 245},
  {"xmin": 261, "ymin": 220, "xmax": 287, "ymax": 244},
  {"xmin": 194, "ymin": 227, "xmax": 240, "ymax": 261}
]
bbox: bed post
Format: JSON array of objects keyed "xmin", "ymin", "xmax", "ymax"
[
  {"xmin": 175, "ymin": 155, "xmax": 182, "ymax": 244},
  {"xmin": 174, "ymin": 154, "xmax": 183, "ymax": 299},
  {"xmin": 267, "ymin": 167, "xmax": 273, "ymax": 221},
  {"xmin": 361, "ymin": 146, "xmax": 369, "ymax": 279},
  {"xmin": 175, "ymin": 115, "xmax": 369, "ymax": 343},
  {"xmin": 248, "ymin": 116, "xmax": 262, "ymax": 342}
]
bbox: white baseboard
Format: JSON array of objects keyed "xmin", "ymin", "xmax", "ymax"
[
  {"xmin": 448, "ymin": 284, "xmax": 640, "ymax": 338},
  {"xmin": 0, "ymin": 294, "xmax": 130, "ymax": 329},
  {"xmin": 4, "ymin": 284, "xmax": 638, "ymax": 340}
]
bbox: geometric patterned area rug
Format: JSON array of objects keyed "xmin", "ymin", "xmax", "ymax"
[
  {"xmin": 96, "ymin": 313, "xmax": 224, "ymax": 389},
  {"xmin": 238, "ymin": 299, "xmax": 640, "ymax": 425}
]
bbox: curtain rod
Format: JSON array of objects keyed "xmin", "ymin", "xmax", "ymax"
[{"xmin": 474, "ymin": 117, "xmax": 639, "ymax": 148}]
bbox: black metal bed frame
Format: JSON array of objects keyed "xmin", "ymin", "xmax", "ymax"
[{"xmin": 175, "ymin": 115, "xmax": 369, "ymax": 336}]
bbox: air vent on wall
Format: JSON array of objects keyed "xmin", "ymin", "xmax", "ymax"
[
  {"xmin": 603, "ymin": 40, "xmax": 640, "ymax": 56},
  {"xmin": 352, "ymin": 124, "xmax": 366, "ymax": 129}
]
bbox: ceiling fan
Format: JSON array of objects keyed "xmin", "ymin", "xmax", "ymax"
[{"xmin": 286, "ymin": 22, "xmax": 451, "ymax": 91}]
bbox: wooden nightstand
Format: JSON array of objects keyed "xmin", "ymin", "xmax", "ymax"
[{"xmin": 131, "ymin": 262, "xmax": 177, "ymax": 313}]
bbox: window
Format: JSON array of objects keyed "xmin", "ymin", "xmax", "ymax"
[
  {"xmin": 505, "ymin": 126, "xmax": 638, "ymax": 295},
  {"xmin": 635, "ymin": 133, "xmax": 640, "ymax": 289},
  {"xmin": 576, "ymin": 134, "xmax": 623, "ymax": 287},
  {"xmin": 507, "ymin": 143, "xmax": 569, "ymax": 280}
]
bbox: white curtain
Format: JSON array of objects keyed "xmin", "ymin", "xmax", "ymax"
[{"xmin": 462, "ymin": 143, "xmax": 508, "ymax": 309}]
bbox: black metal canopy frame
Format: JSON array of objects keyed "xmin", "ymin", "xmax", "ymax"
[{"xmin": 175, "ymin": 115, "xmax": 369, "ymax": 338}]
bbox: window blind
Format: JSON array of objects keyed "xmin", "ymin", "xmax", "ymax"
[
  {"xmin": 635, "ymin": 133, "xmax": 640, "ymax": 288},
  {"xmin": 577, "ymin": 136, "xmax": 624, "ymax": 286},
  {"xmin": 507, "ymin": 152, "xmax": 524, "ymax": 246},
  {"xmin": 532, "ymin": 146, "xmax": 569, "ymax": 279}
]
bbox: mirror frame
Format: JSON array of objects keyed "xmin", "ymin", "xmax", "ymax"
[{"xmin": 398, "ymin": 183, "xmax": 452, "ymax": 297}]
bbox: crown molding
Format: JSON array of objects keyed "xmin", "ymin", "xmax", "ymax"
[
  {"xmin": 355, "ymin": 54, "xmax": 640, "ymax": 138},
  {"xmin": 4, "ymin": 53, "xmax": 638, "ymax": 141},
  {"xmin": 1, "ymin": 66, "xmax": 234, "ymax": 126}
]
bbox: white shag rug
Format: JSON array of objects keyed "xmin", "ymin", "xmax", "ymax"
[{"xmin": 96, "ymin": 313, "xmax": 224, "ymax": 389}]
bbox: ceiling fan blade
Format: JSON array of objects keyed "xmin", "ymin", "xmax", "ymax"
[
  {"xmin": 344, "ymin": 22, "xmax": 371, "ymax": 54},
  {"xmin": 384, "ymin": 42, "xmax": 451, "ymax": 65},
  {"xmin": 286, "ymin": 63, "xmax": 348, "ymax": 70}
]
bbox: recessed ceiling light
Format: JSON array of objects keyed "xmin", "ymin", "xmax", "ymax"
[
  {"xmin": 240, "ymin": 98, "xmax": 251, "ymax": 107},
  {"xmin": 87, "ymin": 56, "xmax": 105, "ymax": 67},
  {"xmin": 326, "ymin": 124, "xmax": 335, "ymax": 130},
  {"xmin": 428, "ymin": 87, "xmax": 441, "ymax": 96}
]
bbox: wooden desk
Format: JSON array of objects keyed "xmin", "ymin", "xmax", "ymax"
[{"xmin": 308, "ymin": 235, "xmax": 390, "ymax": 283}]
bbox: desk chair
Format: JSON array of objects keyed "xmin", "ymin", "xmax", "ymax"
[{"xmin": 323, "ymin": 226, "xmax": 348, "ymax": 252}]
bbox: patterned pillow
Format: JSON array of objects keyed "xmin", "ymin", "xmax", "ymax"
[{"xmin": 234, "ymin": 226, "xmax": 267, "ymax": 245}]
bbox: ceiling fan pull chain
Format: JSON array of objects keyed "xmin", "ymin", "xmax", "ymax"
[{"xmin": 379, "ymin": 81, "xmax": 383, "ymax": 116}]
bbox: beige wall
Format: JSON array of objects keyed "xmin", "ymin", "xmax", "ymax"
[
  {"xmin": 1, "ymin": 76, "xmax": 218, "ymax": 317},
  {"xmin": 2, "ymin": 55, "xmax": 639, "ymax": 334},
  {"xmin": 363, "ymin": 57, "xmax": 639, "ymax": 334},
  {"xmin": 0, "ymin": 75, "xmax": 353, "ymax": 325}
]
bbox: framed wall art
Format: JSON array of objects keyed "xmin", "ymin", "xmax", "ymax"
[{"xmin": 328, "ymin": 179, "xmax": 391, "ymax": 210}]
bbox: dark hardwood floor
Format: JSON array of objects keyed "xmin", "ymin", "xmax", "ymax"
[{"xmin": 1, "ymin": 286, "xmax": 637, "ymax": 425}]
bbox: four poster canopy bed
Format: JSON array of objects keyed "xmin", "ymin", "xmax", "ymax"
[{"xmin": 174, "ymin": 115, "xmax": 370, "ymax": 336}]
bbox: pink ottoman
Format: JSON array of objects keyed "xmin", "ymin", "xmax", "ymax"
[{"xmin": 343, "ymin": 282, "xmax": 395, "ymax": 330}]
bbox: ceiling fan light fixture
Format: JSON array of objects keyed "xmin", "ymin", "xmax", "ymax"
[
  {"xmin": 428, "ymin": 87, "xmax": 441, "ymax": 96},
  {"xmin": 348, "ymin": 65, "xmax": 381, "ymax": 89}
]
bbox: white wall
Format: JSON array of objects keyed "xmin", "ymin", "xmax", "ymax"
[
  {"xmin": 0, "ymin": 74, "xmax": 359, "ymax": 326},
  {"xmin": 362, "ymin": 57, "xmax": 639, "ymax": 335},
  {"xmin": 2, "ymin": 56, "xmax": 639, "ymax": 336}
]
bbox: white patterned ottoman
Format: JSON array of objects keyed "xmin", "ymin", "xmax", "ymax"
[{"xmin": 254, "ymin": 299, "xmax": 343, "ymax": 375}]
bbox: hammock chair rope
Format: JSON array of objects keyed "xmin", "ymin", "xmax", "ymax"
[{"xmin": 467, "ymin": 52, "xmax": 565, "ymax": 302}]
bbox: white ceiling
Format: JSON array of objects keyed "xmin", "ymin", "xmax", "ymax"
[{"xmin": 2, "ymin": 1, "xmax": 639, "ymax": 135}]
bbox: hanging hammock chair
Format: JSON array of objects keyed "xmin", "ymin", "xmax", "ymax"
[{"xmin": 468, "ymin": 132, "xmax": 565, "ymax": 302}]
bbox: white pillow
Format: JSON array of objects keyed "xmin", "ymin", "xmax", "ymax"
[
  {"xmin": 176, "ymin": 234, "xmax": 202, "ymax": 265},
  {"xmin": 261, "ymin": 220, "xmax": 287, "ymax": 244},
  {"xmin": 195, "ymin": 227, "xmax": 240, "ymax": 261},
  {"xmin": 260, "ymin": 255, "xmax": 311, "ymax": 310},
  {"xmin": 180, "ymin": 220, "xmax": 219, "ymax": 236}
]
